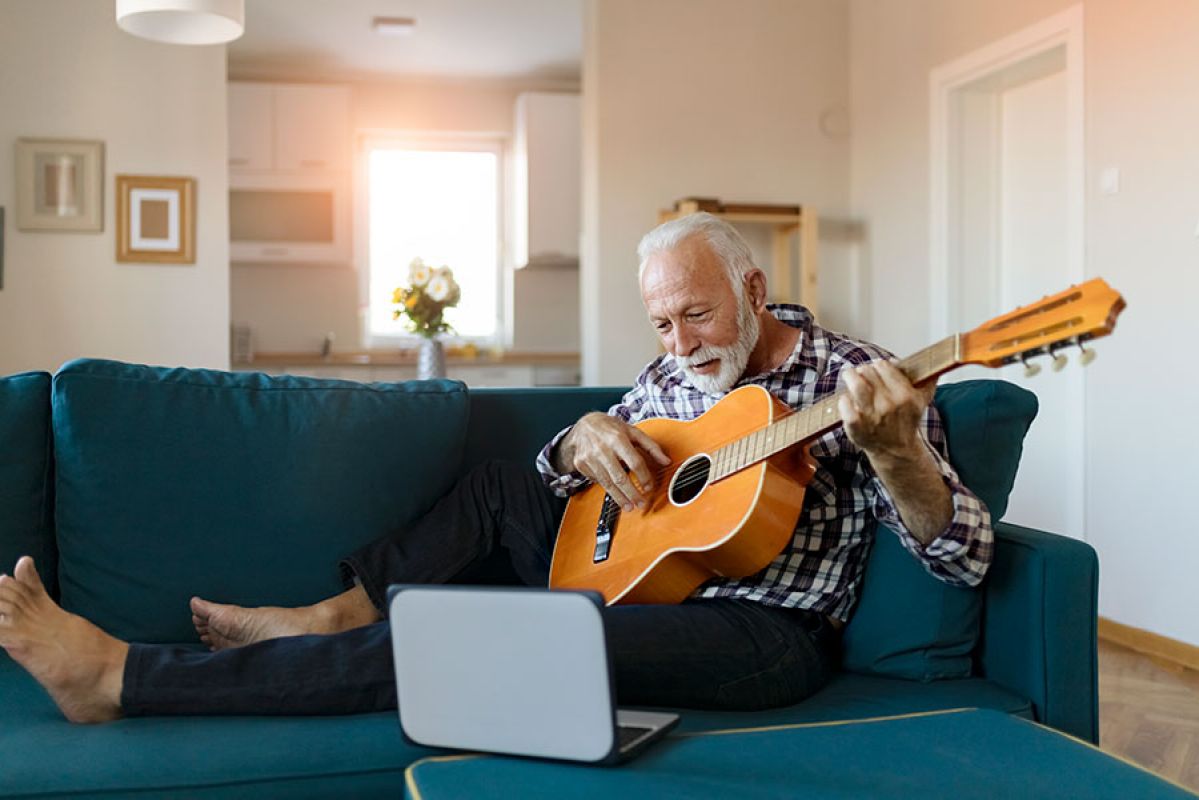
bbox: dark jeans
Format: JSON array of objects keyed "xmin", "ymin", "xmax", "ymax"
[{"xmin": 123, "ymin": 461, "xmax": 839, "ymax": 716}]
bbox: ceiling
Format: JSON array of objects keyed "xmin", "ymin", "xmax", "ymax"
[{"xmin": 228, "ymin": 0, "xmax": 583, "ymax": 83}]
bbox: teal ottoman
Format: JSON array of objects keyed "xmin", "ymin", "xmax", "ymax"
[{"xmin": 402, "ymin": 708, "xmax": 1195, "ymax": 800}]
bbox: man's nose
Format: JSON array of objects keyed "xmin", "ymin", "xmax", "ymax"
[{"xmin": 673, "ymin": 324, "xmax": 700, "ymax": 356}]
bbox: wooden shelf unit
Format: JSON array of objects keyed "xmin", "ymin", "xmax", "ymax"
[{"xmin": 657, "ymin": 199, "xmax": 819, "ymax": 317}]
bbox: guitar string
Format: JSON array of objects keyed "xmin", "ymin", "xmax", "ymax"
[
  {"xmin": 608, "ymin": 343, "xmax": 954, "ymax": 499},
  {"xmin": 603, "ymin": 343, "xmax": 950, "ymax": 501},
  {"xmin": 602, "ymin": 396, "xmax": 844, "ymax": 502}
]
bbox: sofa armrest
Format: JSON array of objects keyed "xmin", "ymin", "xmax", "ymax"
[{"xmin": 978, "ymin": 521, "xmax": 1099, "ymax": 743}]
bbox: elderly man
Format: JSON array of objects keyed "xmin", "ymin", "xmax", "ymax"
[{"xmin": 0, "ymin": 213, "xmax": 990, "ymax": 723}]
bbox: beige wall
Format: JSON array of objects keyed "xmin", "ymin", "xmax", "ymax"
[
  {"xmin": 0, "ymin": 0, "xmax": 230, "ymax": 374},
  {"xmin": 850, "ymin": 0, "xmax": 1199, "ymax": 646},
  {"xmin": 581, "ymin": 0, "xmax": 853, "ymax": 385}
]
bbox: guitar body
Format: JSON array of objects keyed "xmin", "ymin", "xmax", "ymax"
[{"xmin": 549, "ymin": 385, "xmax": 816, "ymax": 606}]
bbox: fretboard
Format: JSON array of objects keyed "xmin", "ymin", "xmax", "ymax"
[{"xmin": 708, "ymin": 335, "xmax": 960, "ymax": 481}]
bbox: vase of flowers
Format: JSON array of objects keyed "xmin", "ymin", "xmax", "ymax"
[{"xmin": 393, "ymin": 258, "xmax": 461, "ymax": 380}]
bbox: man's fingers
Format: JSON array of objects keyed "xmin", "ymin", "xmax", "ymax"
[
  {"xmin": 875, "ymin": 361, "xmax": 929, "ymax": 407},
  {"xmin": 841, "ymin": 366, "xmax": 876, "ymax": 415},
  {"xmin": 629, "ymin": 427, "xmax": 670, "ymax": 466},
  {"xmin": 599, "ymin": 460, "xmax": 639, "ymax": 511},
  {"xmin": 613, "ymin": 440, "xmax": 654, "ymax": 498}
]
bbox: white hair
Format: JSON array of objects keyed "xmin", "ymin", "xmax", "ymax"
[{"xmin": 636, "ymin": 212, "xmax": 757, "ymax": 294}]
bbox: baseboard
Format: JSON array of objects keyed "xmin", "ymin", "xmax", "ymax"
[{"xmin": 1098, "ymin": 617, "xmax": 1199, "ymax": 673}]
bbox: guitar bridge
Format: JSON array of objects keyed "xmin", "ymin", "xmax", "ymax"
[{"xmin": 593, "ymin": 495, "xmax": 620, "ymax": 563}]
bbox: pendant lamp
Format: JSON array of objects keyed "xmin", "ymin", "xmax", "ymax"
[{"xmin": 116, "ymin": 0, "xmax": 245, "ymax": 45}]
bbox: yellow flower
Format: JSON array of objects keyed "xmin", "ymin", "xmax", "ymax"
[
  {"xmin": 392, "ymin": 287, "xmax": 404, "ymax": 304},
  {"xmin": 405, "ymin": 295, "xmax": 418, "ymax": 309}
]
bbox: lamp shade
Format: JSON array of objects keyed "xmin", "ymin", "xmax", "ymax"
[{"xmin": 116, "ymin": 0, "xmax": 244, "ymax": 45}]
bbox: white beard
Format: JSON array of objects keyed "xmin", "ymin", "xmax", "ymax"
[{"xmin": 676, "ymin": 296, "xmax": 761, "ymax": 395}]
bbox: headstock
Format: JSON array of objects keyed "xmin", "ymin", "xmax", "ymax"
[{"xmin": 959, "ymin": 278, "xmax": 1125, "ymax": 374}]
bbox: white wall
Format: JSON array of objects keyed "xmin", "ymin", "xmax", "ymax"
[
  {"xmin": 581, "ymin": 0, "xmax": 853, "ymax": 385},
  {"xmin": 0, "ymin": 0, "xmax": 230, "ymax": 374},
  {"xmin": 850, "ymin": 0, "xmax": 1199, "ymax": 646}
]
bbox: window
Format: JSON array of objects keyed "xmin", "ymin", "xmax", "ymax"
[{"xmin": 365, "ymin": 140, "xmax": 501, "ymax": 341}]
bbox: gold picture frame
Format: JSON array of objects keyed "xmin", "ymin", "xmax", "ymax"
[
  {"xmin": 15, "ymin": 138, "xmax": 105, "ymax": 232},
  {"xmin": 116, "ymin": 175, "xmax": 196, "ymax": 264}
]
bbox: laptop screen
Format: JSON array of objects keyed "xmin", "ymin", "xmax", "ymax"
[{"xmin": 390, "ymin": 586, "xmax": 618, "ymax": 761}]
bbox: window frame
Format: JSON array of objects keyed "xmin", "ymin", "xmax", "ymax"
[{"xmin": 356, "ymin": 132, "xmax": 507, "ymax": 348}]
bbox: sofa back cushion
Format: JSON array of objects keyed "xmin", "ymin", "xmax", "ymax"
[
  {"xmin": 0, "ymin": 372, "xmax": 56, "ymax": 596},
  {"xmin": 462, "ymin": 387, "xmax": 628, "ymax": 471},
  {"xmin": 842, "ymin": 379, "xmax": 1038, "ymax": 680},
  {"xmin": 52, "ymin": 359, "xmax": 468, "ymax": 643}
]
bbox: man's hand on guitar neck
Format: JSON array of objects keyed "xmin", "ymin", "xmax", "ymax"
[
  {"xmin": 553, "ymin": 413, "xmax": 671, "ymax": 513},
  {"xmin": 839, "ymin": 361, "xmax": 953, "ymax": 546}
]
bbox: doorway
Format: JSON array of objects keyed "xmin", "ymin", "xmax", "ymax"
[{"xmin": 929, "ymin": 7, "xmax": 1085, "ymax": 539}]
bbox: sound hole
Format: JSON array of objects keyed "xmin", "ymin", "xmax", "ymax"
[{"xmin": 669, "ymin": 454, "xmax": 712, "ymax": 506}]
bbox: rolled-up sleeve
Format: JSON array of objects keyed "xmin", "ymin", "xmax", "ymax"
[
  {"xmin": 867, "ymin": 407, "xmax": 994, "ymax": 587},
  {"xmin": 535, "ymin": 377, "xmax": 655, "ymax": 498}
]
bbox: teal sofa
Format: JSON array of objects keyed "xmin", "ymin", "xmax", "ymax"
[{"xmin": 0, "ymin": 359, "xmax": 1098, "ymax": 799}]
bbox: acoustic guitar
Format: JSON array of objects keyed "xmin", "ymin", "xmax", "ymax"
[{"xmin": 549, "ymin": 278, "xmax": 1125, "ymax": 605}]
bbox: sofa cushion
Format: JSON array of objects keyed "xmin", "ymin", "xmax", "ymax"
[
  {"xmin": 462, "ymin": 387, "xmax": 628, "ymax": 470},
  {"xmin": 0, "ymin": 654, "xmax": 1028, "ymax": 799},
  {"xmin": 52, "ymin": 359, "xmax": 468, "ymax": 644},
  {"xmin": 842, "ymin": 379, "xmax": 1038, "ymax": 681},
  {"xmin": 0, "ymin": 371, "xmax": 56, "ymax": 597}
]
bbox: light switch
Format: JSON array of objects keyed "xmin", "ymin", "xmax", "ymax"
[{"xmin": 1100, "ymin": 167, "xmax": 1120, "ymax": 195}]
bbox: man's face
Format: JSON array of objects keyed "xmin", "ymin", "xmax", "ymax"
[{"xmin": 640, "ymin": 237, "xmax": 760, "ymax": 394}]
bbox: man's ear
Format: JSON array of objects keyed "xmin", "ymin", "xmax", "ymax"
[{"xmin": 745, "ymin": 268, "xmax": 769, "ymax": 311}]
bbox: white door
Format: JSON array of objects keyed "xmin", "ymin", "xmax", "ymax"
[{"xmin": 995, "ymin": 71, "xmax": 1084, "ymax": 540}]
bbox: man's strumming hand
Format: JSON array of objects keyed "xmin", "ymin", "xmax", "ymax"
[{"xmin": 553, "ymin": 413, "xmax": 670, "ymax": 512}]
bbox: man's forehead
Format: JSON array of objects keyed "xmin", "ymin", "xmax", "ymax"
[{"xmin": 640, "ymin": 242, "xmax": 731, "ymax": 314}]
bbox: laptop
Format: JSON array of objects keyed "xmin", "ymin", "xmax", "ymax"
[{"xmin": 387, "ymin": 585, "xmax": 679, "ymax": 764}]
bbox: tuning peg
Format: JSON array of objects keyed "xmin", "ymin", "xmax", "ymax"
[
  {"xmin": 1048, "ymin": 344, "xmax": 1068, "ymax": 372},
  {"xmin": 1072, "ymin": 337, "xmax": 1097, "ymax": 366},
  {"xmin": 1021, "ymin": 354, "xmax": 1041, "ymax": 378}
]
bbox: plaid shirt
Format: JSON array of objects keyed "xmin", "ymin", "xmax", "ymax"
[{"xmin": 536, "ymin": 305, "xmax": 993, "ymax": 622}]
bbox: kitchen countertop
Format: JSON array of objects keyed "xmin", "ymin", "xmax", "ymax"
[{"xmin": 233, "ymin": 350, "xmax": 579, "ymax": 368}]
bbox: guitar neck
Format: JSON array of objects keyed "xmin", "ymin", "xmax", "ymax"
[{"xmin": 709, "ymin": 335, "xmax": 961, "ymax": 481}]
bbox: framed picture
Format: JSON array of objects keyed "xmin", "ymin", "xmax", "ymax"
[
  {"xmin": 116, "ymin": 175, "xmax": 196, "ymax": 264},
  {"xmin": 14, "ymin": 138, "xmax": 104, "ymax": 232}
]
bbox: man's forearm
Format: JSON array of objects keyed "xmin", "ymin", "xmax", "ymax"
[{"xmin": 867, "ymin": 443, "xmax": 953, "ymax": 546}]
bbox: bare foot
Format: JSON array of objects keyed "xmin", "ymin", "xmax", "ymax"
[
  {"xmin": 190, "ymin": 598, "xmax": 329, "ymax": 650},
  {"xmin": 0, "ymin": 557, "xmax": 127, "ymax": 724}
]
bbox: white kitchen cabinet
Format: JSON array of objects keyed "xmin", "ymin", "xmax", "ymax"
[
  {"xmin": 272, "ymin": 85, "xmax": 351, "ymax": 172},
  {"xmin": 513, "ymin": 92, "xmax": 581, "ymax": 268},
  {"xmin": 227, "ymin": 83, "xmax": 273, "ymax": 170},
  {"xmin": 227, "ymin": 82, "xmax": 350, "ymax": 173},
  {"xmin": 227, "ymin": 82, "xmax": 353, "ymax": 265}
]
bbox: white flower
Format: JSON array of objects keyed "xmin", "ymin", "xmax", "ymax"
[
  {"xmin": 409, "ymin": 258, "xmax": 432, "ymax": 287},
  {"xmin": 427, "ymin": 274, "xmax": 451, "ymax": 302}
]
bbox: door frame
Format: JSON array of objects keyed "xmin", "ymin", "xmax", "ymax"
[{"xmin": 928, "ymin": 4, "xmax": 1085, "ymax": 338}]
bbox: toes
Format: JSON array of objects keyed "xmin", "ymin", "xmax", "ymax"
[
  {"xmin": 13, "ymin": 557, "xmax": 46, "ymax": 596},
  {"xmin": 0, "ymin": 578, "xmax": 28, "ymax": 613},
  {"xmin": 190, "ymin": 597, "xmax": 217, "ymax": 620},
  {"xmin": 0, "ymin": 573, "xmax": 30, "ymax": 601}
]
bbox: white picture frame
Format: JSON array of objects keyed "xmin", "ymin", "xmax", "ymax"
[{"xmin": 14, "ymin": 138, "xmax": 104, "ymax": 232}]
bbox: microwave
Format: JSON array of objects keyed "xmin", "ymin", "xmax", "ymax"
[{"xmin": 229, "ymin": 172, "xmax": 351, "ymax": 265}]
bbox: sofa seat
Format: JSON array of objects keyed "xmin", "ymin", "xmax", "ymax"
[{"xmin": 2, "ymin": 653, "xmax": 1030, "ymax": 799}]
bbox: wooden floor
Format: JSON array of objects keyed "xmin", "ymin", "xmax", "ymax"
[{"xmin": 1098, "ymin": 638, "xmax": 1199, "ymax": 792}]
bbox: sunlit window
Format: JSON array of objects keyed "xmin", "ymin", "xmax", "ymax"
[{"xmin": 367, "ymin": 143, "xmax": 500, "ymax": 340}]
